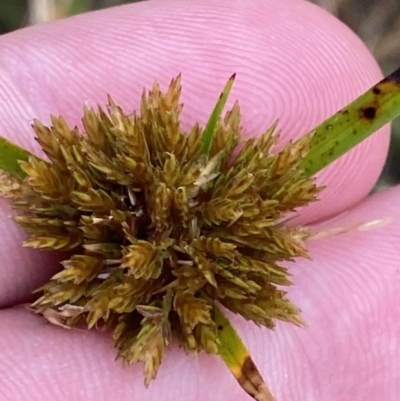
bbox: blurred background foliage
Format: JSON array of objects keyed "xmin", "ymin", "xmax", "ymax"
[{"xmin": 0, "ymin": 0, "xmax": 399, "ymax": 187}]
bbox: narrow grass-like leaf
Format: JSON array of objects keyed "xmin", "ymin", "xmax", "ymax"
[
  {"xmin": 199, "ymin": 74, "xmax": 236, "ymax": 156},
  {"xmin": 214, "ymin": 306, "xmax": 276, "ymax": 401},
  {"xmin": 0, "ymin": 136, "xmax": 32, "ymax": 178},
  {"xmin": 300, "ymin": 67, "xmax": 400, "ymax": 177}
]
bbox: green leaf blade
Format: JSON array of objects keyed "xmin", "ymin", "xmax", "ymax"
[
  {"xmin": 199, "ymin": 74, "xmax": 236, "ymax": 157},
  {"xmin": 0, "ymin": 136, "xmax": 32, "ymax": 178},
  {"xmin": 300, "ymin": 67, "xmax": 400, "ymax": 177},
  {"xmin": 214, "ymin": 306, "xmax": 276, "ymax": 401}
]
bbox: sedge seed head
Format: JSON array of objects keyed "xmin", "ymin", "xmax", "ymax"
[{"xmin": 0, "ymin": 76, "xmax": 321, "ymax": 385}]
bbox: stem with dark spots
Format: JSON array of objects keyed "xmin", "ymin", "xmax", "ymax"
[{"xmin": 300, "ymin": 67, "xmax": 400, "ymax": 177}]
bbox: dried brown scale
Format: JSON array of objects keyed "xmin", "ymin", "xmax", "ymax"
[{"xmin": 0, "ymin": 75, "xmax": 321, "ymax": 385}]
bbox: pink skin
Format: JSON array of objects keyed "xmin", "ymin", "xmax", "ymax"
[{"xmin": 0, "ymin": 0, "xmax": 398, "ymax": 400}]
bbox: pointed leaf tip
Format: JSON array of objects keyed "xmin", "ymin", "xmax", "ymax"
[{"xmin": 200, "ymin": 75, "xmax": 236, "ymax": 157}]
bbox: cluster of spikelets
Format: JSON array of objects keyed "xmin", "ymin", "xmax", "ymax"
[{"xmin": 0, "ymin": 76, "xmax": 321, "ymax": 385}]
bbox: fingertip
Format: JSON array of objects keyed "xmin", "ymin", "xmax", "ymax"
[
  {"xmin": 0, "ymin": 308, "xmax": 242, "ymax": 401},
  {"xmin": 0, "ymin": 200, "xmax": 62, "ymax": 307},
  {"xmin": 0, "ymin": 0, "xmax": 390, "ymax": 304},
  {"xmin": 0, "ymin": 0, "xmax": 389, "ymax": 221}
]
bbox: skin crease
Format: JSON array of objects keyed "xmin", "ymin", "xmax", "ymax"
[{"xmin": 0, "ymin": 0, "xmax": 399, "ymax": 400}]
